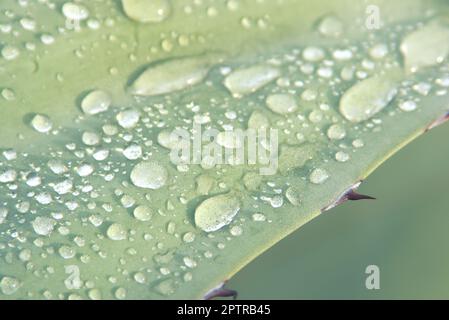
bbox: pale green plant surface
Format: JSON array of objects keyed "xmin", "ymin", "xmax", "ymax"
[{"xmin": 0, "ymin": 0, "xmax": 448, "ymax": 299}]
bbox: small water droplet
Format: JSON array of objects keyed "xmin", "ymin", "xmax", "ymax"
[
  {"xmin": 317, "ymin": 15, "xmax": 343, "ymax": 37},
  {"xmin": 398, "ymin": 100, "xmax": 417, "ymax": 112},
  {"xmin": 327, "ymin": 124, "xmax": 346, "ymax": 140},
  {"xmin": 224, "ymin": 65, "xmax": 280, "ymax": 97},
  {"xmin": 309, "ymin": 168, "xmax": 329, "ymax": 184},
  {"xmin": 107, "ymin": 223, "xmax": 127, "ymax": 241},
  {"xmin": 335, "ymin": 151, "xmax": 350, "ymax": 162}
]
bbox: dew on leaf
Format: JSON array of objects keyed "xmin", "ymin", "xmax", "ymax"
[
  {"xmin": 30, "ymin": 114, "xmax": 53, "ymax": 133},
  {"xmin": 265, "ymin": 93, "xmax": 298, "ymax": 114},
  {"xmin": 81, "ymin": 90, "xmax": 111, "ymax": 115},
  {"xmin": 194, "ymin": 194, "xmax": 240, "ymax": 232},
  {"xmin": 339, "ymin": 69, "xmax": 401, "ymax": 123},
  {"xmin": 129, "ymin": 54, "xmax": 220, "ymax": 96},
  {"xmin": 309, "ymin": 168, "xmax": 329, "ymax": 184},
  {"xmin": 122, "ymin": 0, "xmax": 171, "ymax": 23},
  {"xmin": 224, "ymin": 65, "xmax": 280, "ymax": 97},
  {"xmin": 130, "ymin": 161, "xmax": 168, "ymax": 189},
  {"xmin": 133, "ymin": 205, "xmax": 153, "ymax": 221}
]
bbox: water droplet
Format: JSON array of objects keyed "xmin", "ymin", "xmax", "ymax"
[
  {"xmin": 285, "ymin": 186, "xmax": 301, "ymax": 206},
  {"xmin": 88, "ymin": 289, "xmax": 102, "ymax": 300},
  {"xmin": 252, "ymin": 212, "xmax": 266, "ymax": 222},
  {"xmin": 82, "ymin": 131, "xmax": 101, "ymax": 146},
  {"xmin": 130, "ymin": 161, "xmax": 168, "ymax": 189},
  {"xmin": 81, "ymin": 90, "xmax": 111, "ymax": 115},
  {"xmin": 398, "ymin": 100, "xmax": 417, "ymax": 112},
  {"xmin": 1, "ymin": 88, "xmax": 15, "ymax": 101},
  {"xmin": 62, "ymin": 2, "xmax": 89, "ymax": 21},
  {"xmin": 53, "ymin": 179, "xmax": 73, "ymax": 195},
  {"xmin": 224, "ymin": 65, "xmax": 280, "ymax": 97},
  {"xmin": 400, "ymin": 21, "xmax": 449, "ymax": 72},
  {"xmin": 352, "ymin": 139, "xmax": 364, "ymax": 148},
  {"xmin": 0, "ymin": 169, "xmax": 16, "ymax": 183},
  {"xmin": 122, "ymin": 0, "xmax": 170, "ymax": 23},
  {"xmin": 116, "ymin": 109, "xmax": 140, "ymax": 128},
  {"xmin": 335, "ymin": 151, "xmax": 350, "ymax": 162},
  {"xmin": 309, "ymin": 168, "xmax": 329, "ymax": 184},
  {"xmin": 265, "ymin": 93, "xmax": 298, "ymax": 114},
  {"xmin": 1, "ymin": 45, "xmax": 20, "ymax": 60},
  {"xmin": 32, "ymin": 217, "xmax": 56, "ymax": 236},
  {"xmin": 339, "ymin": 69, "xmax": 401, "ymax": 122},
  {"xmin": 194, "ymin": 194, "xmax": 240, "ymax": 232},
  {"xmin": 30, "ymin": 114, "xmax": 53, "ymax": 133},
  {"xmin": 317, "ymin": 15, "xmax": 343, "ymax": 37},
  {"xmin": 133, "ymin": 205, "xmax": 153, "ymax": 221},
  {"xmin": 107, "ymin": 223, "xmax": 127, "ymax": 240},
  {"xmin": 114, "ymin": 287, "xmax": 127, "ymax": 299},
  {"xmin": 248, "ymin": 110, "xmax": 270, "ymax": 129},
  {"xmin": 182, "ymin": 232, "xmax": 195, "ymax": 243},
  {"xmin": 154, "ymin": 279, "xmax": 175, "ymax": 296},
  {"xmin": 129, "ymin": 54, "xmax": 221, "ymax": 96},
  {"xmin": 59, "ymin": 246, "xmax": 76, "ymax": 259},
  {"xmin": 123, "ymin": 144, "xmax": 142, "ymax": 160},
  {"xmin": 327, "ymin": 124, "xmax": 346, "ymax": 140},
  {"xmin": 0, "ymin": 276, "xmax": 21, "ymax": 295},
  {"xmin": 302, "ymin": 46, "xmax": 325, "ymax": 62},
  {"xmin": 369, "ymin": 44, "xmax": 389, "ymax": 60},
  {"xmin": 230, "ymin": 225, "xmax": 243, "ymax": 236}
]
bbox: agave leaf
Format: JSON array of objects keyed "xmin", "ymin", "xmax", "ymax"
[{"xmin": 0, "ymin": 0, "xmax": 448, "ymax": 299}]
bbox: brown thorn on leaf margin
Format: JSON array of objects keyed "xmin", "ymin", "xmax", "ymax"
[
  {"xmin": 322, "ymin": 181, "xmax": 376, "ymax": 212},
  {"xmin": 203, "ymin": 281, "xmax": 238, "ymax": 300}
]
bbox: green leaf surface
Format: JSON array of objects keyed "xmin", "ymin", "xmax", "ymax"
[{"xmin": 0, "ymin": 0, "xmax": 448, "ymax": 299}]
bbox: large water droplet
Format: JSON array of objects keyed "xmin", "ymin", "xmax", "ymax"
[
  {"xmin": 122, "ymin": 0, "xmax": 171, "ymax": 23},
  {"xmin": 224, "ymin": 65, "xmax": 280, "ymax": 97},
  {"xmin": 81, "ymin": 90, "xmax": 111, "ymax": 115},
  {"xmin": 401, "ymin": 21, "xmax": 449, "ymax": 72},
  {"xmin": 265, "ymin": 93, "xmax": 298, "ymax": 114},
  {"xmin": 194, "ymin": 194, "xmax": 240, "ymax": 232},
  {"xmin": 30, "ymin": 114, "xmax": 53, "ymax": 133},
  {"xmin": 62, "ymin": 2, "xmax": 89, "ymax": 21},
  {"xmin": 32, "ymin": 217, "xmax": 56, "ymax": 236},
  {"xmin": 339, "ymin": 69, "xmax": 401, "ymax": 122},
  {"xmin": 0, "ymin": 276, "xmax": 21, "ymax": 295},
  {"xmin": 130, "ymin": 161, "xmax": 168, "ymax": 189},
  {"xmin": 317, "ymin": 15, "xmax": 343, "ymax": 37},
  {"xmin": 129, "ymin": 54, "xmax": 221, "ymax": 96}
]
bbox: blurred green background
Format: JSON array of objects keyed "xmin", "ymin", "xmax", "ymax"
[{"xmin": 229, "ymin": 122, "xmax": 449, "ymax": 299}]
